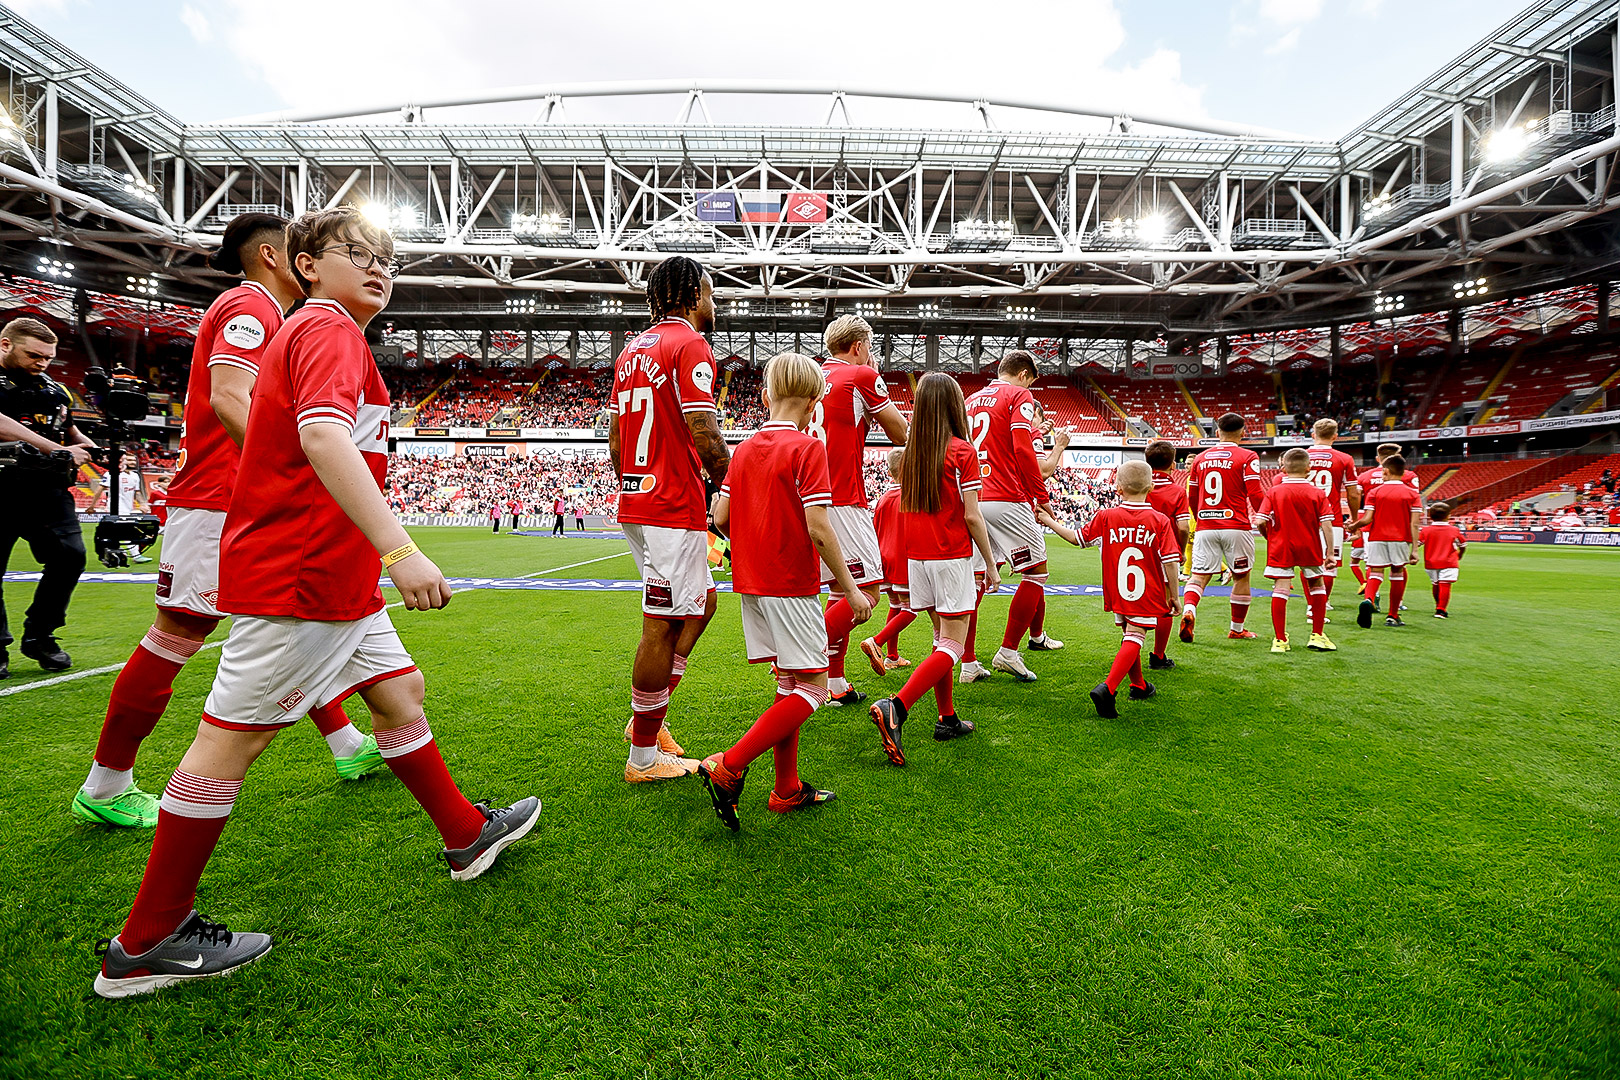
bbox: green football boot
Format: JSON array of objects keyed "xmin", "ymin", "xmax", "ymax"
[
  {"xmin": 71, "ymin": 786, "xmax": 160, "ymax": 828},
  {"xmin": 334, "ymin": 733, "xmax": 387, "ymax": 781}
]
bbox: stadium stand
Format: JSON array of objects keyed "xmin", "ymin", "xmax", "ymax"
[
  {"xmin": 1416, "ymin": 351, "xmax": 1510, "ymax": 426},
  {"xmin": 388, "ymin": 451, "xmax": 619, "ymax": 518},
  {"xmin": 1030, "ymin": 375, "xmax": 1115, "ymax": 434},
  {"xmin": 1192, "ymin": 374, "xmax": 1282, "ymax": 431},
  {"xmin": 1480, "ymin": 345, "xmax": 1620, "ymax": 422},
  {"xmin": 1423, "ymin": 458, "xmax": 1550, "ymax": 502},
  {"xmin": 1087, "ymin": 374, "xmax": 1193, "ymax": 438}
]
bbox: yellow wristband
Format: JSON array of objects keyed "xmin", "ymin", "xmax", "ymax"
[{"xmin": 381, "ymin": 541, "xmax": 419, "ymax": 568}]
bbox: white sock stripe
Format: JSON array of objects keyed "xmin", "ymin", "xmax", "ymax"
[
  {"xmin": 1023, "ymin": 573, "xmax": 1049, "ymax": 585},
  {"xmin": 630, "ymin": 687, "xmax": 671, "ymax": 711},
  {"xmin": 1124, "ymin": 628, "xmax": 1147, "ymax": 646},
  {"xmin": 776, "ymin": 674, "xmax": 797, "ymax": 694},
  {"xmin": 375, "ymin": 716, "xmax": 433, "ymax": 758},
  {"xmin": 140, "ymin": 627, "xmax": 203, "ymax": 665},
  {"xmin": 792, "ymin": 681, "xmax": 830, "ymax": 708},
  {"xmin": 936, "ymin": 638, "xmax": 965, "ymax": 663},
  {"xmin": 160, "ymin": 770, "xmax": 241, "ymax": 819},
  {"xmin": 671, "ymin": 654, "xmax": 689, "ymax": 675}
]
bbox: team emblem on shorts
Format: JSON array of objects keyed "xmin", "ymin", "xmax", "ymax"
[
  {"xmin": 645, "ymin": 579, "xmax": 673, "ymax": 609},
  {"xmin": 847, "ymin": 559, "xmax": 866, "ymax": 579},
  {"xmin": 277, "ymin": 688, "xmax": 306, "ymax": 712},
  {"xmin": 200, "ymin": 589, "xmax": 220, "ymax": 608},
  {"xmin": 155, "ymin": 568, "xmax": 173, "ymax": 599},
  {"xmin": 1010, "ymin": 546, "xmax": 1032, "ymax": 567}
]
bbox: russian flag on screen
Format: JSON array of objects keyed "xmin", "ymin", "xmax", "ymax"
[{"xmin": 740, "ymin": 194, "xmax": 780, "ymax": 222}]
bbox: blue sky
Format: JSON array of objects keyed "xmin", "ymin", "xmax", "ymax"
[{"xmin": 9, "ymin": 0, "xmax": 1532, "ymax": 137}]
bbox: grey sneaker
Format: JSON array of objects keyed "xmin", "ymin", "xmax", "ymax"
[
  {"xmin": 442, "ymin": 797, "xmax": 541, "ymax": 882},
  {"xmin": 93, "ymin": 910, "xmax": 272, "ymax": 999}
]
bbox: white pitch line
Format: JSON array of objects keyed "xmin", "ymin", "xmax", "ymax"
[
  {"xmin": 0, "ymin": 601, "xmax": 408, "ymax": 698},
  {"xmin": 518, "ymin": 550, "xmax": 631, "ymax": 579}
]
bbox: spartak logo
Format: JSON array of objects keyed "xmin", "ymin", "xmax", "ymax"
[
  {"xmin": 278, "ymin": 688, "xmax": 306, "ymax": 712},
  {"xmin": 791, "ymin": 201, "xmax": 820, "ymax": 220}
]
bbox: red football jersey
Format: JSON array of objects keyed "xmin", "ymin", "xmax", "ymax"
[
  {"xmin": 814, "ymin": 359, "xmax": 892, "ymax": 508},
  {"xmin": 1364, "ymin": 481, "xmax": 1423, "ymax": 543},
  {"xmin": 1188, "ymin": 443, "xmax": 1265, "ymax": 530},
  {"xmin": 610, "ymin": 317, "xmax": 719, "ymax": 532},
  {"xmin": 1420, "ymin": 522, "xmax": 1464, "ymax": 569},
  {"xmin": 872, "ymin": 484, "xmax": 907, "ymax": 587},
  {"xmin": 721, "ymin": 421, "xmax": 832, "ymax": 597},
  {"xmin": 1356, "ymin": 466, "xmax": 1421, "ymax": 494},
  {"xmin": 165, "ymin": 280, "xmax": 283, "ymax": 512},
  {"xmin": 1146, "ymin": 472, "xmax": 1191, "ymax": 536},
  {"xmin": 1255, "ymin": 477, "xmax": 1333, "ymax": 568},
  {"xmin": 1306, "ymin": 445, "xmax": 1360, "ymax": 526},
  {"xmin": 903, "ymin": 437, "xmax": 981, "ymax": 561},
  {"xmin": 1080, "ymin": 502, "xmax": 1181, "ymax": 620},
  {"xmin": 964, "ymin": 380, "xmax": 1047, "ymax": 505},
  {"xmin": 218, "ymin": 299, "xmax": 391, "ymax": 621}
]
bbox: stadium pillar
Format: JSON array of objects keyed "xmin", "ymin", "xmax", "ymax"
[
  {"xmin": 925, "ymin": 333, "xmax": 938, "ymax": 371},
  {"xmin": 448, "ymin": 157, "xmax": 459, "ymax": 235},
  {"xmin": 1450, "ymin": 103, "xmax": 1465, "ymax": 201},
  {"xmin": 1339, "ymin": 176, "xmax": 1351, "ymax": 242},
  {"xmin": 295, "ymin": 159, "xmax": 308, "ymax": 216},
  {"xmin": 1216, "ymin": 336, "xmax": 1229, "ymax": 378},
  {"xmin": 172, "ymin": 158, "xmax": 185, "ymax": 222},
  {"xmin": 1600, "ymin": 281, "xmax": 1611, "ymax": 334},
  {"xmin": 43, "ymin": 81, "xmax": 57, "ymax": 178}
]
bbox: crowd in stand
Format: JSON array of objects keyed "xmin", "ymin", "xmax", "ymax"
[
  {"xmin": 719, "ymin": 368, "xmax": 767, "ymax": 430},
  {"xmin": 1284, "ymin": 370, "xmax": 1415, "ymax": 434},
  {"xmin": 386, "ymin": 451, "xmax": 619, "ymax": 519}
]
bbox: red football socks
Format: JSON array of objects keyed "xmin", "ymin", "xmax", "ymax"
[
  {"xmin": 724, "ymin": 683, "xmax": 825, "ymax": 773},
  {"xmin": 773, "ymin": 727, "xmax": 800, "ymax": 799},
  {"xmin": 1001, "ymin": 579, "xmax": 1044, "ymax": 651},
  {"xmin": 1363, "ymin": 574, "xmax": 1383, "ymax": 603},
  {"xmin": 872, "ymin": 605, "xmax": 915, "ymax": 652},
  {"xmin": 628, "ymin": 686, "xmax": 669, "ymax": 747},
  {"xmin": 1388, "ymin": 572, "xmax": 1407, "ymax": 613},
  {"xmin": 1104, "ymin": 637, "xmax": 1143, "ymax": 693},
  {"xmin": 307, "ymin": 700, "xmax": 349, "ymax": 737},
  {"xmin": 1030, "ymin": 592, "xmax": 1047, "ymax": 638},
  {"xmin": 1182, "ymin": 582, "xmax": 1204, "ymax": 611},
  {"xmin": 375, "ymin": 716, "xmax": 485, "ymax": 850},
  {"xmin": 1351, "ymin": 563, "xmax": 1366, "ymax": 585},
  {"xmin": 121, "ymin": 770, "xmax": 240, "ymax": 954},
  {"xmin": 1152, "ymin": 616, "xmax": 1172, "ymax": 659},
  {"xmin": 933, "ymin": 649, "xmax": 955, "ymax": 717},
  {"xmin": 95, "ymin": 628, "xmax": 203, "ymax": 771},
  {"xmin": 1323, "ymin": 574, "xmax": 1337, "ymax": 601},
  {"xmin": 896, "ymin": 640, "xmax": 962, "ymax": 710},
  {"xmin": 824, "ymin": 597, "xmax": 858, "ymax": 680},
  {"xmin": 1307, "ymin": 583, "xmax": 1327, "ymax": 633},
  {"xmin": 1230, "ymin": 599, "xmax": 1249, "ymax": 629},
  {"xmin": 1271, "ymin": 595, "xmax": 1289, "ymax": 640},
  {"xmin": 668, "ymin": 653, "xmax": 688, "ymax": 694},
  {"xmin": 964, "ymin": 593, "xmax": 981, "ymax": 663},
  {"xmin": 1436, "ymin": 582, "xmax": 1452, "ymax": 610}
]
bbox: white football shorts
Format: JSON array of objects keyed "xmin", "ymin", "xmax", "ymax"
[
  {"xmin": 818, "ymin": 505, "xmax": 884, "ymax": 587},
  {"xmin": 154, "ymin": 506, "xmax": 224, "ymax": 618},
  {"xmin": 972, "ymin": 500, "xmax": 1048, "ymax": 573},
  {"xmin": 739, "ymin": 594, "xmax": 828, "ymax": 673},
  {"xmin": 1263, "ymin": 565, "xmax": 1325, "ymax": 580},
  {"xmin": 908, "ymin": 557, "xmax": 977, "ymax": 616},
  {"xmin": 202, "ymin": 607, "xmax": 416, "ymax": 730},
  {"xmin": 1191, "ymin": 528, "xmax": 1255, "ymax": 575},
  {"xmin": 1365, "ymin": 541, "xmax": 1412, "ymax": 568},
  {"xmin": 623, "ymin": 522, "xmax": 715, "ymax": 618},
  {"xmin": 1425, "ymin": 567, "xmax": 1460, "ymax": 583}
]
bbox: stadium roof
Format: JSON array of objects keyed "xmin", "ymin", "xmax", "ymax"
[{"xmin": 2, "ymin": 0, "xmax": 1620, "ymax": 346}]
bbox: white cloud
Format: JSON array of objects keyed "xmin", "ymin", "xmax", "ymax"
[
  {"xmin": 207, "ymin": 0, "xmax": 1214, "ymax": 131},
  {"xmin": 179, "ymin": 4, "xmax": 211, "ymax": 43},
  {"xmin": 1266, "ymin": 27, "xmax": 1302, "ymax": 54},
  {"xmin": 1257, "ymin": 0, "xmax": 1324, "ymax": 24}
]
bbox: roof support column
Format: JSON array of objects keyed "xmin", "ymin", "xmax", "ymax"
[
  {"xmin": 448, "ymin": 157, "xmax": 460, "ymax": 234},
  {"xmin": 172, "ymin": 157, "xmax": 186, "ymax": 222},
  {"xmin": 1450, "ymin": 102, "xmax": 1465, "ymax": 201},
  {"xmin": 43, "ymin": 81, "xmax": 57, "ymax": 178}
]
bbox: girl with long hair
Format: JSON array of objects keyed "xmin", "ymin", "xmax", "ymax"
[{"xmin": 868, "ymin": 373, "xmax": 998, "ymax": 765}]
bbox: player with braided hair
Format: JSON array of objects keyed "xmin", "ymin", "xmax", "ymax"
[{"xmin": 611, "ymin": 256, "xmax": 732, "ymax": 781}]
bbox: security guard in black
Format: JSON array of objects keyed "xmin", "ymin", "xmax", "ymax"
[{"xmin": 0, "ymin": 317, "xmax": 98, "ymax": 676}]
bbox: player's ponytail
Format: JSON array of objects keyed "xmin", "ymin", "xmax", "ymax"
[{"xmin": 902, "ymin": 372, "xmax": 969, "ymax": 515}]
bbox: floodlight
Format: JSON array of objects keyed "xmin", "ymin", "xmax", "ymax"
[
  {"xmin": 854, "ymin": 300, "xmax": 882, "ymax": 317},
  {"xmin": 1136, "ymin": 213, "xmax": 1168, "ymax": 245},
  {"xmin": 1482, "ymin": 124, "xmax": 1536, "ymax": 164},
  {"xmin": 1373, "ymin": 292, "xmax": 1405, "ymax": 314},
  {"xmin": 918, "ymin": 301, "xmax": 941, "ymax": 317},
  {"xmin": 1452, "ymin": 277, "xmax": 1488, "ymax": 299},
  {"xmin": 35, "ymin": 256, "xmax": 72, "ymax": 280},
  {"xmin": 599, "ymin": 298, "xmax": 624, "ymax": 313},
  {"xmin": 1005, "ymin": 304, "xmax": 1036, "ymax": 322},
  {"xmin": 506, "ymin": 297, "xmax": 537, "ymax": 313},
  {"xmin": 1361, "ymin": 193, "xmax": 1393, "ymax": 220},
  {"xmin": 125, "ymin": 275, "xmax": 159, "ymax": 297}
]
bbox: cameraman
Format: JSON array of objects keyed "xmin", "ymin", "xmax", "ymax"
[{"xmin": 0, "ymin": 316, "xmax": 98, "ymax": 676}]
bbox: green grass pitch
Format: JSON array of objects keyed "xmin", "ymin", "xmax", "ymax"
[{"xmin": 3, "ymin": 529, "xmax": 1617, "ymax": 1078}]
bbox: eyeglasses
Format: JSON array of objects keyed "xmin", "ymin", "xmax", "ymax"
[{"xmin": 317, "ymin": 243, "xmax": 402, "ymax": 279}]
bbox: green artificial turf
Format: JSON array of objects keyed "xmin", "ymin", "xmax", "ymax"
[{"xmin": 2, "ymin": 529, "xmax": 1616, "ymax": 1078}]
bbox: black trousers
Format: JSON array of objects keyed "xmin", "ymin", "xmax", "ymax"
[
  {"xmin": 0, "ymin": 481, "xmax": 87, "ymax": 648},
  {"xmin": 552, "ymin": 514, "xmax": 565, "ymax": 536}
]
